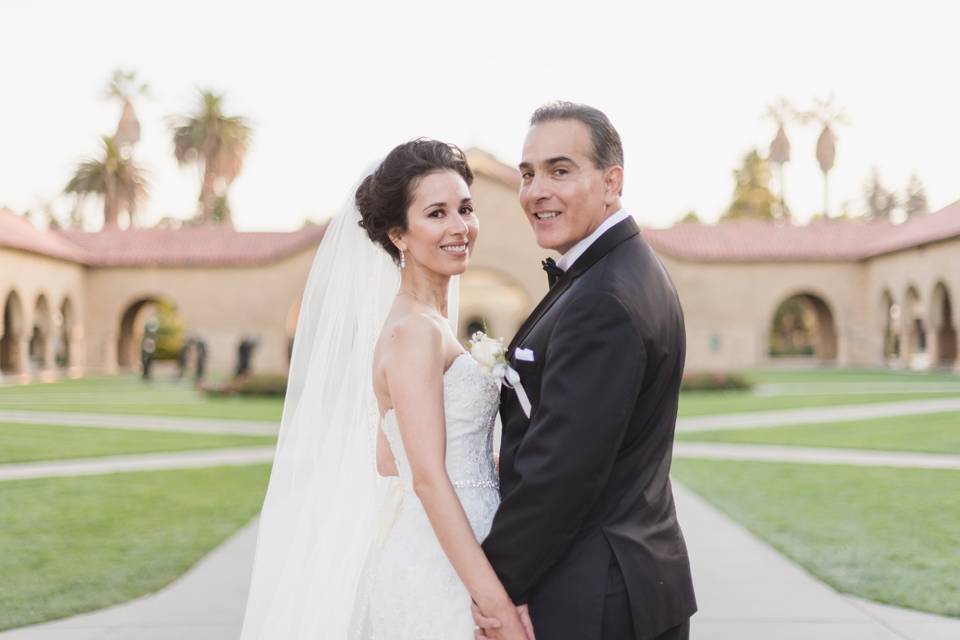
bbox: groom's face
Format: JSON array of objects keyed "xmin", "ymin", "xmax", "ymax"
[{"xmin": 519, "ymin": 119, "xmax": 614, "ymax": 254}]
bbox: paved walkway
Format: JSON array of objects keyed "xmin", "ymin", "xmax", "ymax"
[
  {"xmin": 4, "ymin": 441, "xmax": 956, "ymax": 483},
  {"xmin": 4, "ymin": 485, "xmax": 958, "ymax": 639},
  {"xmin": 0, "ymin": 447, "xmax": 276, "ymax": 481},
  {"xmin": 0, "ymin": 410, "xmax": 277, "ymax": 436},
  {"xmin": 674, "ymin": 442, "xmax": 960, "ymax": 469},
  {"xmin": 3, "ymin": 399, "xmax": 959, "ymax": 637},
  {"xmin": 677, "ymin": 397, "xmax": 960, "ymax": 432},
  {"xmin": 0, "ymin": 521, "xmax": 258, "ymax": 639},
  {"xmin": 676, "ymin": 484, "xmax": 960, "ymax": 639}
]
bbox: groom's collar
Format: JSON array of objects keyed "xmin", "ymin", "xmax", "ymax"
[
  {"xmin": 508, "ymin": 214, "xmax": 639, "ymax": 353},
  {"xmin": 556, "ymin": 209, "xmax": 631, "ymax": 271},
  {"xmin": 561, "ymin": 213, "xmax": 639, "ymax": 282}
]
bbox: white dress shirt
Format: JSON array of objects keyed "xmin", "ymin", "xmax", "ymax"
[{"xmin": 556, "ymin": 209, "xmax": 631, "ymax": 271}]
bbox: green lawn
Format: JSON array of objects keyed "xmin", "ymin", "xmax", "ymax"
[
  {"xmin": 742, "ymin": 368, "xmax": 960, "ymax": 385},
  {"xmin": 0, "ymin": 422, "xmax": 276, "ymax": 464},
  {"xmin": 677, "ymin": 411, "xmax": 960, "ymax": 454},
  {"xmin": 679, "ymin": 367, "xmax": 960, "ymax": 416},
  {"xmin": 0, "ymin": 464, "xmax": 270, "ymax": 630},
  {"xmin": 0, "ymin": 376, "xmax": 283, "ymax": 422},
  {"xmin": 672, "ymin": 459, "xmax": 960, "ymax": 617},
  {"xmin": 678, "ymin": 390, "xmax": 960, "ymax": 417},
  {"xmin": 3, "ymin": 370, "xmax": 958, "ymax": 421}
]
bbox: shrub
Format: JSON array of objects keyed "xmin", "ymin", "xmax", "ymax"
[
  {"xmin": 203, "ymin": 373, "xmax": 287, "ymax": 397},
  {"xmin": 681, "ymin": 372, "xmax": 752, "ymax": 392}
]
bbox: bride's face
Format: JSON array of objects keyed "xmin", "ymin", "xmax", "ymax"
[{"xmin": 397, "ymin": 170, "xmax": 478, "ymax": 276}]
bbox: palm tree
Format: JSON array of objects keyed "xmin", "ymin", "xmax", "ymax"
[
  {"xmin": 105, "ymin": 69, "xmax": 149, "ymax": 150},
  {"xmin": 64, "ymin": 135, "xmax": 148, "ymax": 230},
  {"xmin": 797, "ymin": 96, "xmax": 849, "ymax": 217},
  {"xmin": 170, "ymin": 90, "xmax": 252, "ymax": 226},
  {"xmin": 764, "ymin": 98, "xmax": 792, "ymax": 219}
]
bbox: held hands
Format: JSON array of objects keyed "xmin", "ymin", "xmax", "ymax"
[{"xmin": 471, "ymin": 602, "xmax": 535, "ymax": 640}]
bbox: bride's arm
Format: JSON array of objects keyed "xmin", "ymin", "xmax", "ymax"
[{"xmin": 385, "ymin": 315, "xmax": 526, "ymax": 637}]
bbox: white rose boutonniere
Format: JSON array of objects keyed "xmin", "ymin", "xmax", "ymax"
[{"xmin": 468, "ymin": 331, "xmax": 532, "ymax": 418}]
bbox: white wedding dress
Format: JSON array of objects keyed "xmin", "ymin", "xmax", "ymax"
[
  {"xmin": 368, "ymin": 352, "xmax": 501, "ymax": 639},
  {"xmin": 240, "ymin": 179, "xmax": 495, "ymax": 639}
]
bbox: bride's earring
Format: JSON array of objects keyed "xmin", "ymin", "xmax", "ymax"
[{"xmin": 399, "ymin": 250, "xmax": 406, "ymax": 269}]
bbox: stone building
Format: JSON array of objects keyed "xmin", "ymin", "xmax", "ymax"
[{"xmin": 1, "ymin": 149, "xmax": 958, "ymax": 381}]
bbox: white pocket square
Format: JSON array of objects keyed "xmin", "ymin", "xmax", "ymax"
[{"xmin": 515, "ymin": 347, "xmax": 535, "ymax": 362}]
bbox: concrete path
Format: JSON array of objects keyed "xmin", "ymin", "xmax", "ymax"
[
  {"xmin": 674, "ymin": 442, "xmax": 960, "ymax": 470},
  {"xmin": 676, "ymin": 484, "xmax": 960, "ymax": 639},
  {"xmin": 0, "ymin": 410, "xmax": 277, "ymax": 436},
  {"xmin": 0, "ymin": 521, "xmax": 258, "ymax": 640},
  {"xmin": 678, "ymin": 397, "xmax": 960, "ymax": 432},
  {"xmin": 0, "ymin": 447, "xmax": 275, "ymax": 481},
  {"xmin": 5, "ymin": 440, "xmax": 955, "ymax": 483},
  {"xmin": 4, "ymin": 486, "xmax": 958, "ymax": 639}
]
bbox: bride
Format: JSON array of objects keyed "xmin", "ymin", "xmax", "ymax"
[{"xmin": 240, "ymin": 140, "xmax": 532, "ymax": 639}]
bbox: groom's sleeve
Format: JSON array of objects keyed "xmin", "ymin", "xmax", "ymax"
[{"xmin": 482, "ymin": 291, "xmax": 646, "ymax": 603}]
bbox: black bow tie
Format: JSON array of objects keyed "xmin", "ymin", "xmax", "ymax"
[{"xmin": 541, "ymin": 257, "xmax": 564, "ymax": 288}]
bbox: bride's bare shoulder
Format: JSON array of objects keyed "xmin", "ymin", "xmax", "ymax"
[
  {"xmin": 386, "ymin": 312, "xmax": 444, "ymax": 351},
  {"xmin": 377, "ymin": 310, "xmax": 445, "ymax": 367}
]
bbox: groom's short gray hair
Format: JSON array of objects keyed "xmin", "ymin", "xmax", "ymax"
[{"xmin": 530, "ymin": 101, "xmax": 624, "ymax": 169}]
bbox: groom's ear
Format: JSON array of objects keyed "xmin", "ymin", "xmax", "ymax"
[{"xmin": 603, "ymin": 165, "xmax": 625, "ymax": 200}]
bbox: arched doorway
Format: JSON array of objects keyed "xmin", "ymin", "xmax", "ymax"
[
  {"xmin": 902, "ymin": 285, "xmax": 928, "ymax": 368},
  {"xmin": 29, "ymin": 294, "xmax": 53, "ymax": 370},
  {"xmin": 880, "ymin": 289, "xmax": 900, "ymax": 364},
  {"xmin": 463, "ymin": 316, "xmax": 487, "ymax": 339},
  {"xmin": 458, "ymin": 269, "xmax": 532, "ymax": 343},
  {"xmin": 930, "ymin": 282, "xmax": 957, "ymax": 368},
  {"xmin": 117, "ymin": 297, "xmax": 185, "ymax": 371},
  {"xmin": 57, "ymin": 298, "xmax": 75, "ymax": 369},
  {"xmin": 768, "ymin": 292, "xmax": 838, "ymax": 363},
  {"xmin": 1, "ymin": 290, "xmax": 25, "ymax": 374}
]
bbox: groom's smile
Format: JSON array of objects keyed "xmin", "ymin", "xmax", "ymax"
[{"xmin": 518, "ymin": 118, "xmax": 622, "ymax": 255}]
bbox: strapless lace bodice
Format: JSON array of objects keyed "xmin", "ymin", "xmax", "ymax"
[
  {"xmin": 381, "ymin": 352, "xmax": 500, "ymax": 494},
  {"xmin": 370, "ymin": 352, "xmax": 501, "ymax": 639}
]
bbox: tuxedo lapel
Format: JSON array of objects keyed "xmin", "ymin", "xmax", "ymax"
[
  {"xmin": 508, "ymin": 216, "xmax": 640, "ymax": 353},
  {"xmin": 508, "ymin": 272, "xmax": 574, "ymax": 353}
]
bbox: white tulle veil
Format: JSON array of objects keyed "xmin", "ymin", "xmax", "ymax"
[{"xmin": 240, "ymin": 176, "xmax": 460, "ymax": 638}]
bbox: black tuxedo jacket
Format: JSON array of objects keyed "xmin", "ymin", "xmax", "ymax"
[{"xmin": 482, "ymin": 217, "xmax": 697, "ymax": 639}]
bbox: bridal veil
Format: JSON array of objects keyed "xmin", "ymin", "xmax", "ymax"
[{"xmin": 240, "ymin": 180, "xmax": 459, "ymax": 638}]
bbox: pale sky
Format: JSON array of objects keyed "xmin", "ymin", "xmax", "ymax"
[{"xmin": 2, "ymin": 0, "xmax": 957, "ymax": 231}]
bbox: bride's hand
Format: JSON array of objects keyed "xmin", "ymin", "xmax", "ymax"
[
  {"xmin": 471, "ymin": 602, "xmax": 498, "ymax": 638},
  {"xmin": 471, "ymin": 601, "xmax": 534, "ymax": 640}
]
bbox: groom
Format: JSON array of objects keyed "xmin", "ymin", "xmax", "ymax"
[{"xmin": 475, "ymin": 103, "xmax": 696, "ymax": 639}]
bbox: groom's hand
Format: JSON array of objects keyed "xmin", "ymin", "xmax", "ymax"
[{"xmin": 517, "ymin": 604, "xmax": 535, "ymax": 639}]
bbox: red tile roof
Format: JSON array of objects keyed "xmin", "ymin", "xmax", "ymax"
[
  {"xmin": 860, "ymin": 199, "xmax": 960, "ymax": 258},
  {"xmin": 3, "ymin": 195, "xmax": 959, "ymax": 267},
  {"xmin": 1, "ymin": 208, "xmax": 327, "ymax": 267},
  {"xmin": 644, "ymin": 200, "xmax": 960, "ymax": 262},
  {"xmin": 468, "ymin": 149, "xmax": 960, "ymax": 262},
  {"xmin": 55, "ymin": 225, "xmax": 328, "ymax": 267},
  {"xmin": 0, "ymin": 208, "xmax": 91, "ymax": 263}
]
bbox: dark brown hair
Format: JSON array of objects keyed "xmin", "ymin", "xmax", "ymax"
[{"xmin": 356, "ymin": 139, "xmax": 473, "ymax": 264}]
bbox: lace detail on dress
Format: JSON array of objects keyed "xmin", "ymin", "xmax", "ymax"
[{"xmin": 367, "ymin": 352, "xmax": 501, "ymax": 639}]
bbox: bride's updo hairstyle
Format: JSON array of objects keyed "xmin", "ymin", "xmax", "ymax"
[{"xmin": 356, "ymin": 138, "xmax": 473, "ymax": 265}]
